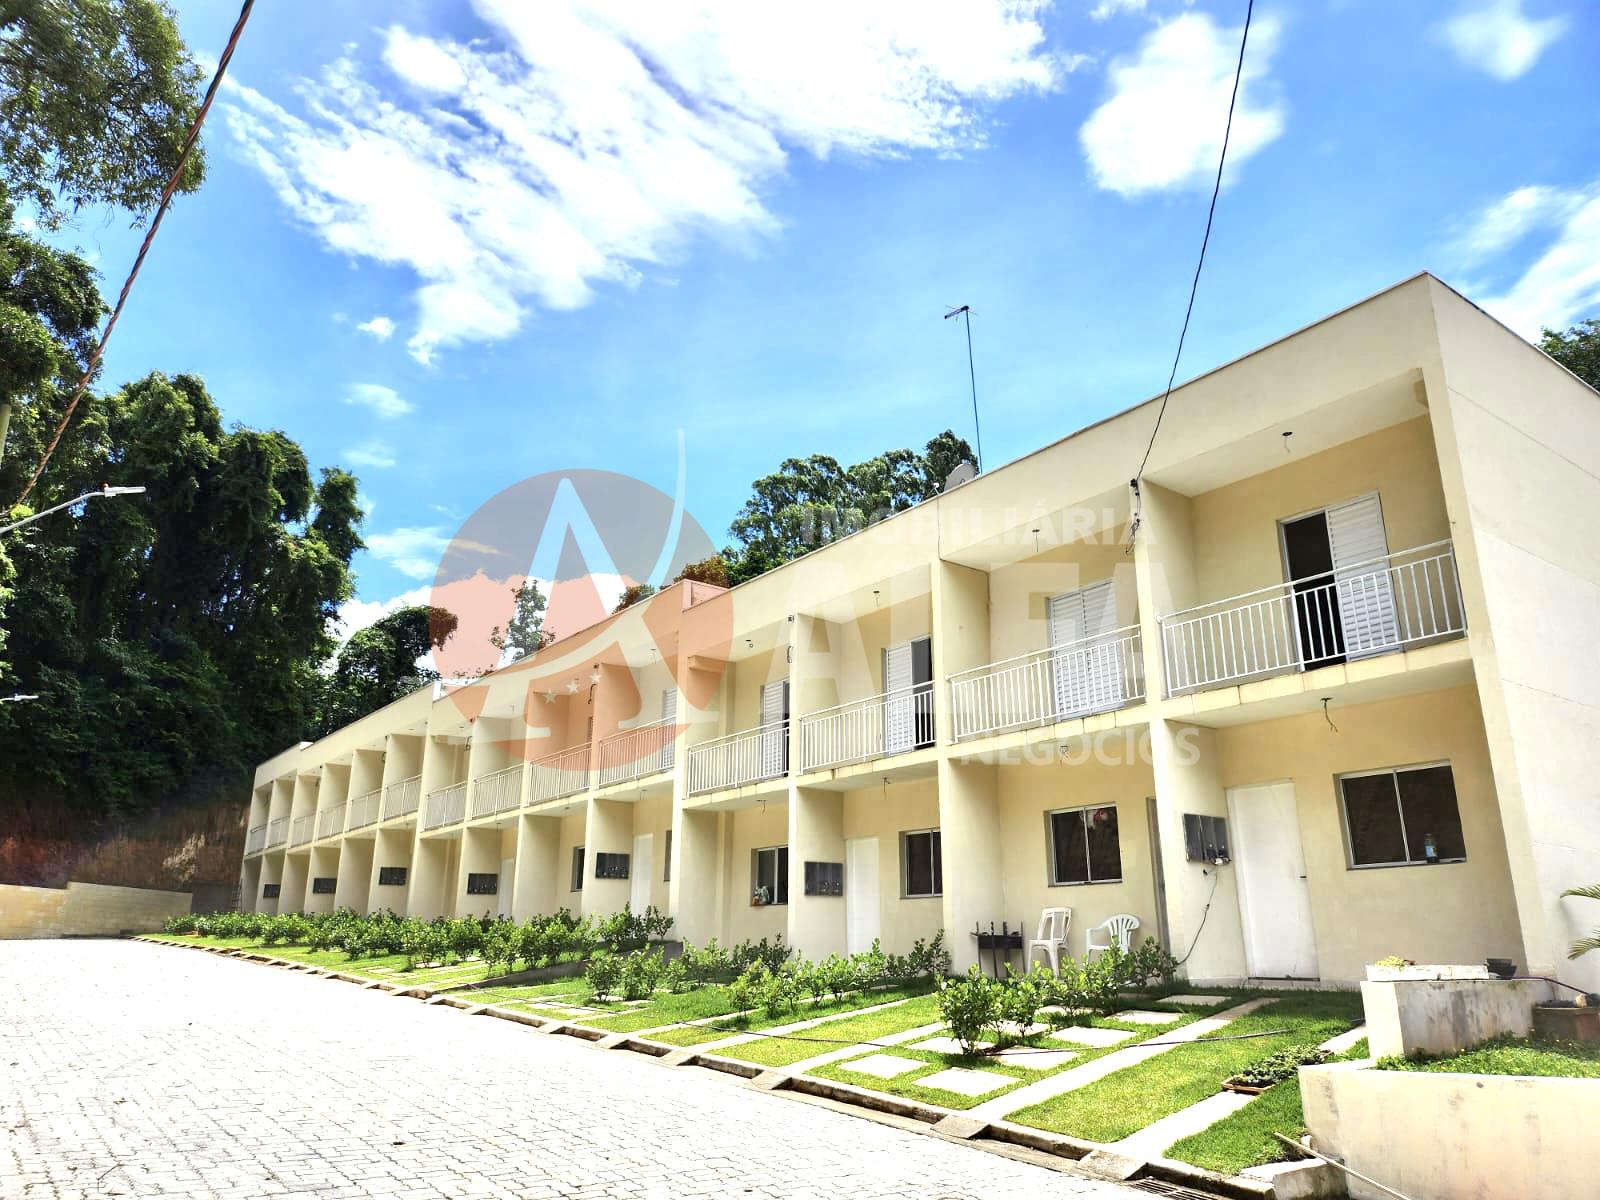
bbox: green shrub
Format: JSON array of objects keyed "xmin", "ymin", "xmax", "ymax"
[
  {"xmin": 998, "ymin": 964, "xmax": 1048, "ymax": 1031},
  {"xmin": 163, "ymin": 914, "xmax": 198, "ymax": 934},
  {"xmin": 661, "ymin": 956, "xmax": 691, "ymax": 994},
  {"xmin": 620, "ymin": 948, "xmax": 665, "ymax": 1001},
  {"xmin": 938, "ymin": 965, "xmax": 1002, "ymax": 1056},
  {"xmin": 585, "ymin": 950, "xmax": 624, "ymax": 1000},
  {"xmin": 729, "ymin": 961, "xmax": 771, "ymax": 1022},
  {"xmin": 681, "ymin": 939, "xmax": 733, "ymax": 984},
  {"xmin": 1231, "ymin": 1045, "xmax": 1328, "ymax": 1089}
]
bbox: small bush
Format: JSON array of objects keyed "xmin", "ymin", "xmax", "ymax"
[
  {"xmin": 939, "ymin": 966, "xmax": 1002, "ymax": 1056},
  {"xmin": 1231, "ymin": 1045, "xmax": 1328, "ymax": 1089},
  {"xmin": 585, "ymin": 950, "xmax": 624, "ymax": 1000},
  {"xmin": 619, "ymin": 948, "xmax": 666, "ymax": 1001}
]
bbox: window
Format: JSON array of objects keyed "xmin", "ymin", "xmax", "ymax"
[
  {"xmin": 595, "ymin": 852, "xmax": 630, "ymax": 880},
  {"xmin": 466, "ymin": 872, "xmax": 499, "ymax": 895},
  {"xmin": 752, "ymin": 846, "xmax": 789, "ymax": 905},
  {"xmin": 377, "ymin": 866, "xmax": 407, "ymax": 887},
  {"xmin": 1340, "ymin": 764, "xmax": 1466, "ymax": 868},
  {"xmin": 311, "ymin": 877, "xmax": 336, "ymax": 895},
  {"xmin": 261, "ymin": 883, "xmax": 280, "ymax": 899},
  {"xmin": 571, "ymin": 845, "xmax": 585, "ymax": 891},
  {"xmin": 664, "ymin": 829, "xmax": 672, "ymax": 882},
  {"xmin": 804, "ymin": 860, "xmax": 843, "ymax": 896},
  {"xmin": 901, "ymin": 829, "xmax": 943, "ymax": 897},
  {"xmin": 1048, "ymin": 805, "xmax": 1123, "ymax": 885}
]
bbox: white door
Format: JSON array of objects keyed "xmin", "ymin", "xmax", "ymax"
[
  {"xmin": 883, "ymin": 643, "xmax": 914, "ymax": 754},
  {"xmin": 1326, "ymin": 494, "xmax": 1399, "ymax": 658},
  {"xmin": 759, "ymin": 679, "xmax": 787, "ymax": 778},
  {"xmin": 1048, "ymin": 580, "xmax": 1121, "ymax": 718},
  {"xmin": 1227, "ymin": 782, "xmax": 1318, "ymax": 979},
  {"xmin": 497, "ymin": 857, "xmax": 514, "ymax": 918},
  {"xmin": 659, "ymin": 689, "xmax": 677, "ymax": 770},
  {"xmin": 630, "ymin": 833, "xmax": 653, "ymax": 913},
  {"xmin": 845, "ymin": 836, "xmax": 880, "ymax": 954}
]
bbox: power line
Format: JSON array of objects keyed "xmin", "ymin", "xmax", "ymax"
[
  {"xmin": 15, "ymin": 0, "xmax": 257, "ymax": 508},
  {"xmin": 1127, "ymin": 0, "xmax": 1257, "ymax": 548}
]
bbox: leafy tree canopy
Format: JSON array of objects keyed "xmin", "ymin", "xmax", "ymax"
[
  {"xmin": 1541, "ymin": 319, "xmax": 1600, "ymax": 392},
  {"xmin": 489, "ymin": 578, "xmax": 551, "ymax": 661},
  {"xmin": 613, "ymin": 582, "xmax": 657, "ymax": 613},
  {"xmin": 313, "ymin": 605, "xmax": 458, "ymax": 739},
  {"xmin": 722, "ymin": 430, "xmax": 975, "ymax": 585},
  {"xmin": 0, "ymin": 0, "xmax": 206, "ymax": 228}
]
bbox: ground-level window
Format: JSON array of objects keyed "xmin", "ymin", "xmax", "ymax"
[
  {"xmin": 752, "ymin": 845, "xmax": 789, "ymax": 906},
  {"xmin": 664, "ymin": 829, "xmax": 672, "ymax": 882},
  {"xmin": 594, "ymin": 852, "xmax": 630, "ymax": 880},
  {"xmin": 901, "ymin": 829, "xmax": 943, "ymax": 897},
  {"xmin": 571, "ymin": 845, "xmax": 585, "ymax": 891},
  {"xmin": 1047, "ymin": 805, "xmax": 1123, "ymax": 885},
  {"xmin": 1339, "ymin": 763, "xmax": 1466, "ymax": 867}
]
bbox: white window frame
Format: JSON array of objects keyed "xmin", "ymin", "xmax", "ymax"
[
  {"xmin": 752, "ymin": 845, "xmax": 789, "ymax": 906},
  {"xmin": 571, "ymin": 845, "xmax": 585, "ymax": 892},
  {"xmin": 1337, "ymin": 761, "xmax": 1466, "ymax": 870},
  {"xmin": 1046, "ymin": 803, "xmax": 1124, "ymax": 886},
  {"xmin": 899, "ymin": 828, "xmax": 943, "ymax": 898}
]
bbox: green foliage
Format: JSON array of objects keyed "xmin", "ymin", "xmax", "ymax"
[
  {"xmin": 1378, "ymin": 1034, "xmax": 1600, "ymax": 1079},
  {"xmin": 611, "ymin": 581, "xmax": 657, "ymax": 613},
  {"xmin": 1560, "ymin": 884, "xmax": 1600, "ymax": 959},
  {"xmin": 0, "ymin": 0, "xmax": 206, "ymax": 229},
  {"xmin": 938, "ymin": 965, "xmax": 1002, "ymax": 1055},
  {"xmin": 312, "ymin": 605, "xmax": 457, "ymax": 738},
  {"xmin": 728, "ymin": 961, "xmax": 770, "ymax": 1021},
  {"xmin": 1230, "ymin": 1045, "xmax": 1328, "ymax": 1089},
  {"xmin": 487, "ymin": 577, "xmax": 551, "ymax": 660},
  {"xmin": 584, "ymin": 950, "xmax": 623, "ymax": 1000},
  {"xmin": 672, "ymin": 554, "xmax": 729, "ymax": 588},
  {"xmin": 722, "ymin": 430, "xmax": 976, "ymax": 584},
  {"xmin": 1541, "ymin": 319, "xmax": 1600, "ymax": 392}
]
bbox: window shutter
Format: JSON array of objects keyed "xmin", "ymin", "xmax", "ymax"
[{"xmin": 1326, "ymin": 494, "xmax": 1400, "ymax": 657}]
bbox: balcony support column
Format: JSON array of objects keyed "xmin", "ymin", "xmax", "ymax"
[
  {"xmin": 456, "ymin": 824, "xmax": 504, "ymax": 918},
  {"xmin": 931, "ymin": 559, "xmax": 990, "ymax": 743},
  {"xmin": 670, "ymin": 806, "xmax": 721, "ymax": 946},
  {"xmin": 513, "ymin": 814, "xmax": 561, "ymax": 921},
  {"xmin": 238, "ymin": 855, "xmax": 262, "ymax": 913},
  {"xmin": 279, "ymin": 851, "xmax": 310, "ymax": 916},
  {"xmin": 407, "ymin": 836, "xmax": 454, "ymax": 920},
  {"xmin": 938, "ymin": 758, "xmax": 1003, "ymax": 973},
  {"xmin": 334, "ymin": 836, "xmax": 373, "ymax": 914},
  {"xmin": 257, "ymin": 852, "xmax": 284, "ymax": 915},
  {"xmin": 368, "ymin": 825, "xmax": 413, "ymax": 914},
  {"xmin": 787, "ymin": 785, "xmax": 845, "ymax": 959},
  {"xmin": 581, "ymin": 795, "xmax": 633, "ymax": 919},
  {"xmin": 305, "ymin": 844, "xmax": 340, "ymax": 914}
]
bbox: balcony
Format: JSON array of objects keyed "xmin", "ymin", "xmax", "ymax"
[
  {"xmin": 423, "ymin": 781, "xmax": 467, "ymax": 830},
  {"xmin": 1159, "ymin": 541, "xmax": 1466, "ymax": 697},
  {"xmin": 687, "ymin": 721, "xmax": 789, "ymax": 796},
  {"xmin": 348, "ymin": 787, "xmax": 381, "ymax": 830},
  {"xmin": 290, "ymin": 814, "xmax": 315, "ymax": 846},
  {"xmin": 597, "ymin": 719, "xmax": 675, "ymax": 788},
  {"xmin": 245, "ymin": 824, "xmax": 266, "ymax": 855},
  {"xmin": 266, "ymin": 817, "xmax": 288, "ymax": 848},
  {"xmin": 316, "ymin": 804, "xmax": 345, "ymax": 839},
  {"xmin": 529, "ymin": 743, "xmax": 589, "ymax": 804},
  {"xmin": 470, "ymin": 763, "xmax": 524, "ymax": 819},
  {"xmin": 382, "ymin": 775, "xmax": 421, "ymax": 822},
  {"xmin": 947, "ymin": 627, "xmax": 1145, "ymax": 743},
  {"xmin": 798, "ymin": 681, "xmax": 934, "ymax": 773}
]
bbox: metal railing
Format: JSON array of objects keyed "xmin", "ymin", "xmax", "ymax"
[
  {"xmin": 947, "ymin": 626, "xmax": 1145, "ymax": 742},
  {"xmin": 470, "ymin": 763, "xmax": 524, "ymax": 819},
  {"xmin": 245, "ymin": 824, "xmax": 266, "ymax": 855},
  {"xmin": 596, "ymin": 718, "xmax": 676, "ymax": 788},
  {"xmin": 529, "ymin": 743, "xmax": 590, "ymax": 804},
  {"xmin": 316, "ymin": 803, "xmax": 345, "ymax": 839},
  {"xmin": 1159, "ymin": 541, "xmax": 1465, "ymax": 697},
  {"xmin": 291, "ymin": 814, "xmax": 314, "ymax": 846},
  {"xmin": 798, "ymin": 680, "xmax": 935, "ymax": 773},
  {"xmin": 382, "ymin": 775, "xmax": 422, "ymax": 821},
  {"xmin": 423, "ymin": 781, "xmax": 468, "ymax": 830},
  {"xmin": 348, "ymin": 787, "xmax": 381, "ymax": 830},
  {"xmin": 266, "ymin": 816, "xmax": 288, "ymax": 848},
  {"xmin": 687, "ymin": 720, "xmax": 789, "ymax": 795}
]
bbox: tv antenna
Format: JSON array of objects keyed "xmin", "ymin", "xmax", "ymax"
[{"xmin": 944, "ymin": 305, "xmax": 983, "ymax": 473}]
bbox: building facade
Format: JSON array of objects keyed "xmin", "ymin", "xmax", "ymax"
[{"xmin": 239, "ymin": 275, "xmax": 1600, "ymax": 989}]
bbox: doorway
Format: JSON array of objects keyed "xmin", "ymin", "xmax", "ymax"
[
  {"xmin": 883, "ymin": 637, "xmax": 934, "ymax": 754},
  {"xmin": 1227, "ymin": 782, "xmax": 1318, "ymax": 979},
  {"xmin": 1280, "ymin": 492, "xmax": 1399, "ymax": 669},
  {"xmin": 845, "ymin": 836, "xmax": 880, "ymax": 954},
  {"xmin": 630, "ymin": 833, "xmax": 653, "ymax": 913}
]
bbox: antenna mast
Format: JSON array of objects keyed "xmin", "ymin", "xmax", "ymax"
[{"xmin": 944, "ymin": 305, "xmax": 983, "ymax": 473}]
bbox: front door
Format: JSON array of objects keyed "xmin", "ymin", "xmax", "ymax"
[
  {"xmin": 883, "ymin": 637, "xmax": 933, "ymax": 754},
  {"xmin": 630, "ymin": 833, "xmax": 652, "ymax": 913},
  {"xmin": 1281, "ymin": 492, "xmax": 1398, "ymax": 668},
  {"xmin": 845, "ymin": 836, "xmax": 880, "ymax": 954},
  {"xmin": 759, "ymin": 679, "xmax": 789, "ymax": 777},
  {"xmin": 1227, "ymin": 782, "xmax": 1318, "ymax": 979},
  {"xmin": 498, "ymin": 856, "xmax": 514, "ymax": 918}
]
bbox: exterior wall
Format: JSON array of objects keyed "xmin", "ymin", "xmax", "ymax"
[
  {"xmin": 723, "ymin": 802, "xmax": 789, "ymax": 945},
  {"xmin": 987, "ymin": 534, "xmax": 1137, "ymax": 663},
  {"xmin": 1216, "ymin": 685, "xmax": 1524, "ymax": 983},
  {"xmin": 556, "ymin": 811, "xmax": 586, "ymax": 912},
  {"xmin": 839, "ymin": 778, "xmax": 944, "ymax": 953},
  {"xmin": 1, "ymin": 882, "xmax": 192, "ymax": 939}
]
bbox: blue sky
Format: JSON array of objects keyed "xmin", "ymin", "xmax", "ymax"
[{"xmin": 67, "ymin": 0, "xmax": 1598, "ymax": 631}]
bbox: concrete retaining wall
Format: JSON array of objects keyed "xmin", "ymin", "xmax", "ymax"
[
  {"xmin": 0, "ymin": 882, "xmax": 192, "ymax": 939},
  {"xmin": 1361, "ymin": 977, "xmax": 1554, "ymax": 1058}
]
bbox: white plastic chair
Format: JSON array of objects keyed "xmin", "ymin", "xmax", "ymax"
[
  {"xmin": 1085, "ymin": 913, "xmax": 1140, "ymax": 958},
  {"xmin": 1026, "ymin": 907, "xmax": 1072, "ymax": 972}
]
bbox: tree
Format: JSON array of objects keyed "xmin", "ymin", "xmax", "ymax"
[
  {"xmin": 313, "ymin": 606, "xmax": 458, "ymax": 738},
  {"xmin": 613, "ymin": 582, "xmax": 658, "ymax": 613},
  {"xmin": 674, "ymin": 554, "xmax": 729, "ymax": 589},
  {"xmin": 1541, "ymin": 319, "xmax": 1600, "ymax": 392},
  {"xmin": 489, "ymin": 578, "xmax": 552, "ymax": 661},
  {"xmin": 722, "ymin": 431, "xmax": 975, "ymax": 584},
  {"xmin": 0, "ymin": 0, "xmax": 206, "ymax": 229}
]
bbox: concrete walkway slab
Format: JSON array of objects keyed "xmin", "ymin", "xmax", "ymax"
[
  {"xmin": 782, "ymin": 1021, "xmax": 946, "ymax": 1075},
  {"xmin": 990, "ymin": 1046, "xmax": 1078, "ymax": 1071},
  {"xmin": 919, "ymin": 1067, "xmax": 1013, "ymax": 1097},
  {"xmin": 1048, "ymin": 1025, "xmax": 1134, "ymax": 1048},
  {"xmin": 1155, "ymin": 994, "xmax": 1229, "ymax": 1006},
  {"xmin": 1107, "ymin": 1009, "xmax": 1181, "ymax": 1025},
  {"xmin": 1109, "ymin": 1088, "xmax": 1255, "ymax": 1158},
  {"xmin": 842, "ymin": 1053, "xmax": 927, "ymax": 1079},
  {"xmin": 911, "ymin": 1034, "xmax": 994, "ymax": 1055}
]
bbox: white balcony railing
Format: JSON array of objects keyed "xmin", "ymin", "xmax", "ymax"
[
  {"xmin": 529, "ymin": 743, "xmax": 590, "ymax": 804},
  {"xmin": 687, "ymin": 720, "xmax": 789, "ymax": 795},
  {"xmin": 798, "ymin": 681, "xmax": 935, "ymax": 773},
  {"xmin": 382, "ymin": 775, "xmax": 422, "ymax": 821},
  {"xmin": 424, "ymin": 781, "xmax": 467, "ymax": 830},
  {"xmin": 947, "ymin": 626, "xmax": 1145, "ymax": 742},
  {"xmin": 597, "ymin": 719, "xmax": 676, "ymax": 788},
  {"xmin": 1159, "ymin": 541, "xmax": 1466, "ymax": 697},
  {"xmin": 348, "ymin": 787, "xmax": 381, "ymax": 830},
  {"xmin": 245, "ymin": 824, "xmax": 266, "ymax": 855},
  {"xmin": 291, "ymin": 814, "xmax": 314, "ymax": 846},
  {"xmin": 266, "ymin": 817, "xmax": 288, "ymax": 848},
  {"xmin": 470, "ymin": 763, "xmax": 524, "ymax": 819},
  {"xmin": 316, "ymin": 803, "xmax": 346, "ymax": 839}
]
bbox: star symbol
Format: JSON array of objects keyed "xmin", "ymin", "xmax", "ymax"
[
  {"xmin": 544, "ymin": 691, "xmax": 557, "ymax": 705},
  {"xmin": 566, "ymin": 679, "xmax": 580, "ymax": 694}
]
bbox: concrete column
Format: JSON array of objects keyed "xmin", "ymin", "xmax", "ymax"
[
  {"xmin": 350, "ymin": 747, "xmax": 385, "ymax": 803},
  {"xmin": 514, "ymin": 814, "xmax": 562, "ymax": 920},
  {"xmin": 305, "ymin": 845, "xmax": 339, "ymax": 914},
  {"xmin": 408, "ymin": 733, "xmax": 459, "ymax": 917},
  {"xmin": 671, "ymin": 807, "xmax": 722, "ymax": 946},
  {"xmin": 368, "ymin": 826, "xmax": 413, "ymax": 914},
  {"xmin": 787, "ymin": 785, "xmax": 845, "ymax": 958},
  {"xmin": 258, "ymin": 853, "xmax": 284, "ymax": 915},
  {"xmin": 931, "ymin": 559, "xmax": 992, "ymax": 741},
  {"xmin": 238, "ymin": 856, "xmax": 262, "ymax": 913},
  {"xmin": 938, "ymin": 758, "xmax": 1002, "ymax": 971},
  {"xmin": 582, "ymin": 796, "xmax": 633, "ymax": 918},
  {"xmin": 279, "ymin": 852, "xmax": 309, "ymax": 916},
  {"xmin": 456, "ymin": 825, "xmax": 501, "ymax": 918},
  {"xmin": 335, "ymin": 837, "xmax": 374, "ymax": 913}
]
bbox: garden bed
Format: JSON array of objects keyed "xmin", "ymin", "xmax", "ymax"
[{"xmin": 1376, "ymin": 1034, "xmax": 1600, "ymax": 1078}]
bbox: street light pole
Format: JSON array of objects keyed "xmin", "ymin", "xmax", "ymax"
[{"xmin": 0, "ymin": 485, "xmax": 147, "ymax": 536}]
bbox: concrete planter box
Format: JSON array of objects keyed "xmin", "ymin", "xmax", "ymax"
[
  {"xmin": 1360, "ymin": 976, "xmax": 1551, "ymax": 1059},
  {"xmin": 1302, "ymin": 1060, "xmax": 1599, "ymax": 1200},
  {"xmin": 1532, "ymin": 1003, "xmax": 1600, "ymax": 1043},
  {"xmin": 1364, "ymin": 962, "xmax": 1491, "ymax": 982}
]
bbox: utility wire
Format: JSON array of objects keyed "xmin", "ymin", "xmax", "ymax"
[
  {"xmin": 1127, "ymin": 0, "xmax": 1256, "ymax": 547},
  {"xmin": 15, "ymin": 0, "xmax": 257, "ymax": 508}
]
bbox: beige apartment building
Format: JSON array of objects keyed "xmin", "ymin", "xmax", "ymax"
[{"xmin": 239, "ymin": 274, "xmax": 1600, "ymax": 990}]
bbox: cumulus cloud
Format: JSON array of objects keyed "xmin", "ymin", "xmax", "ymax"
[
  {"xmin": 343, "ymin": 440, "xmax": 398, "ymax": 470},
  {"xmin": 1459, "ymin": 181, "xmax": 1600, "ymax": 338},
  {"xmin": 365, "ymin": 526, "xmax": 451, "ymax": 579},
  {"xmin": 1090, "ymin": 0, "xmax": 1146, "ymax": 20},
  {"xmin": 1439, "ymin": 1, "xmax": 1567, "ymax": 81},
  {"xmin": 343, "ymin": 382, "xmax": 413, "ymax": 419},
  {"xmin": 333, "ymin": 584, "xmax": 432, "ymax": 644},
  {"xmin": 223, "ymin": 1, "xmax": 1068, "ymax": 364},
  {"xmin": 1079, "ymin": 11, "xmax": 1283, "ymax": 197},
  {"xmin": 356, "ymin": 315, "xmax": 396, "ymax": 341}
]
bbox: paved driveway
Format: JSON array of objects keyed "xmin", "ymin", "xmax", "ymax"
[{"xmin": 0, "ymin": 940, "xmax": 1136, "ymax": 1200}]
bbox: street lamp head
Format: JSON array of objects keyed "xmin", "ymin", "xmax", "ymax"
[{"xmin": 101, "ymin": 485, "xmax": 147, "ymax": 497}]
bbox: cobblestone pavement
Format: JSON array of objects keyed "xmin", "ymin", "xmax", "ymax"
[{"xmin": 1, "ymin": 941, "xmax": 1139, "ymax": 1200}]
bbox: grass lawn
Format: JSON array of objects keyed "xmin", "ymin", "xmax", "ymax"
[
  {"xmin": 145, "ymin": 933, "xmax": 506, "ymax": 987},
  {"xmin": 1377, "ymin": 1035, "xmax": 1600, "ymax": 1078},
  {"xmin": 578, "ymin": 987, "xmax": 745, "ymax": 1032},
  {"xmin": 725, "ymin": 993, "xmax": 946, "ymax": 1067},
  {"xmin": 1011, "ymin": 991, "xmax": 1362, "ymax": 1143},
  {"xmin": 650, "ymin": 984, "xmax": 935, "ymax": 1047}
]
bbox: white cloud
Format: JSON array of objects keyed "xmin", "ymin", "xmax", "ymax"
[
  {"xmin": 1090, "ymin": 0, "xmax": 1146, "ymax": 20},
  {"xmin": 365, "ymin": 526, "xmax": 450, "ymax": 579},
  {"xmin": 1439, "ymin": 1, "xmax": 1567, "ymax": 81},
  {"xmin": 223, "ymin": 1, "xmax": 1068, "ymax": 363},
  {"xmin": 356, "ymin": 315, "xmax": 396, "ymax": 341},
  {"xmin": 333, "ymin": 584, "xmax": 432, "ymax": 644},
  {"xmin": 1461, "ymin": 182, "xmax": 1600, "ymax": 338},
  {"xmin": 344, "ymin": 440, "xmax": 398, "ymax": 470},
  {"xmin": 343, "ymin": 382, "xmax": 413, "ymax": 419},
  {"xmin": 1079, "ymin": 12, "xmax": 1283, "ymax": 197}
]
